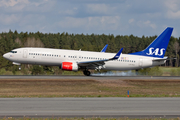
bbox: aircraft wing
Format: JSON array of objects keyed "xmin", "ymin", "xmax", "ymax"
[{"xmin": 78, "ymin": 48, "xmax": 123, "ymax": 67}]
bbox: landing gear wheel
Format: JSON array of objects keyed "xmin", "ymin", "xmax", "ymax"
[
  {"xmin": 135, "ymin": 69, "xmax": 139, "ymax": 75},
  {"xmin": 83, "ymin": 70, "xmax": 91, "ymax": 76},
  {"xmin": 19, "ymin": 65, "xmax": 21, "ymax": 70}
]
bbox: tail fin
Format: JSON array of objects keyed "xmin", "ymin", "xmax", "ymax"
[{"xmin": 130, "ymin": 27, "xmax": 173, "ymax": 58}]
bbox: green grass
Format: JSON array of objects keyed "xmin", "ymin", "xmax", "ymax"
[
  {"xmin": 1, "ymin": 66, "xmax": 180, "ymax": 76},
  {"xmin": 61, "ymin": 71, "xmax": 83, "ymax": 75},
  {"xmin": 0, "ymin": 79, "xmax": 180, "ymax": 98},
  {"xmin": 159, "ymin": 67, "xmax": 180, "ymax": 76}
]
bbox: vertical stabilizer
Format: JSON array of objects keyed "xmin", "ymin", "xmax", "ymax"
[{"xmin": 130, "ymin": 27, "xmax": 173, "ymax": 58}]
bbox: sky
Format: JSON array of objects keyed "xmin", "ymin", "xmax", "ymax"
[{"xmin": 0, "ymin": 0, "xmax": 180, "ymax": 37}]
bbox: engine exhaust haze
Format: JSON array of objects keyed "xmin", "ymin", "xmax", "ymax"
[{"xmin": 91, "ymin": 70, "xmax": 137, "ymax": 76}]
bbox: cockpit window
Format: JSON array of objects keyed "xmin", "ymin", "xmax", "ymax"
[{"xmin": 10, "ymin": 51, "xmax": 17, "ymax": 53}]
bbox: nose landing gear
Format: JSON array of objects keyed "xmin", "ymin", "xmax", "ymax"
[{"xmin": 19, "ymin": 65, "xmax": 21, "ymax": 70}]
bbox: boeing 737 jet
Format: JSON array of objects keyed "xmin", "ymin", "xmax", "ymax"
[{"xmin": 3, "ymin": 27, "xmax": 173, "ymax": 76}]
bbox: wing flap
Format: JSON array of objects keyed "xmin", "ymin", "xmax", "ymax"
[{"xmin": 78, "ymin": 60, "xmax": 106, "ymax": 66}]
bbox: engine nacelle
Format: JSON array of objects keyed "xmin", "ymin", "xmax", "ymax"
[{"xmin": 61, "ymin": 62, "xmax": 78, "ymax": 71}]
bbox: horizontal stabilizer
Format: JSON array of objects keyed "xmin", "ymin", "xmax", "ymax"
[{"xmin": 153, "ymin": 57, "xmax": 176, "ymax": 61}]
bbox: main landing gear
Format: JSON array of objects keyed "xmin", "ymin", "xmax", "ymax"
[{"xmin": 83, "ymin": 70, "xmax": 91, "ymax": 76}]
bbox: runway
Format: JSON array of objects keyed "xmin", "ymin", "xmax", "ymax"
[
  {"xmin": 0, "ymin": 75, "xmax": 180, "ymax": 80},
  {"xmin": 0, "ymin": 76, "xmax": 180, "ymax": 118},
  {"xmin": 0, "ymin": 98, "xmax": 180, "ymax": 118}
]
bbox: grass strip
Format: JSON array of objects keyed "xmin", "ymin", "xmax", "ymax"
[{"xmin": 0, "ymin": 79, "xmax": 180, "ymax": 98}]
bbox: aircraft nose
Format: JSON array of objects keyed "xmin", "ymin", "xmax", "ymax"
[{"xmin": 3, "ymin": 53, "xmax": 9, "ymax": 59}]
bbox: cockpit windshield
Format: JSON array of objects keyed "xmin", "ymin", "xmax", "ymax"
[{"xmin": 10, "ymin": 51, "xmax": 17, "ymax": 53}]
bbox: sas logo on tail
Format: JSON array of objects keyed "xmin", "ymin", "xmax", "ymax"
[{"xmin": 146, "ymin": 47, "xmax": 165, "ymax": 56}]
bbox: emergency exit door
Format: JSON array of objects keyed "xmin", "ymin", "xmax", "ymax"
[{"xmin": 139, "ymin": 58, "xmax": 143, "ymax": 67}]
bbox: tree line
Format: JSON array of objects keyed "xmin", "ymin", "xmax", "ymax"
[{"xmin": 0, "ymin": 30, "xmax": 179, "ymax": 74}]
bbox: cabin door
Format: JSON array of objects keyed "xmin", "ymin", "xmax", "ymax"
[{"xmin": 23, "ymin": 50, "xmax": 27, "ymax": 58}]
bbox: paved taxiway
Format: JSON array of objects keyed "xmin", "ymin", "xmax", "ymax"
[
  {"xmin": 0, "ymin": 75, "xmax": 180, "ymax": 80},
  {"xmin": 0, "ymin": 98, "xmax": 180, "ymax": 118}
]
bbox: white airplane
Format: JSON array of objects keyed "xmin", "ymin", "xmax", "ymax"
[{"xmin": 3, "ymin": 27, "xmax": 173, "ymax": 76}]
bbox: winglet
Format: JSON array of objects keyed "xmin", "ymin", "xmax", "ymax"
[
  {"xmin": 101, "ymin": 44, "xmax": 108, "ymax": 52},
  {"xmin": 109, "ymin": 48, "xmax": 123, "ymax": 60}
]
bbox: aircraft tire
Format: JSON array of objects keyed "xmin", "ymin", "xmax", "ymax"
[{"xmin": 83, "ymin": 70, "xmax": 91, "ymax": 76}]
